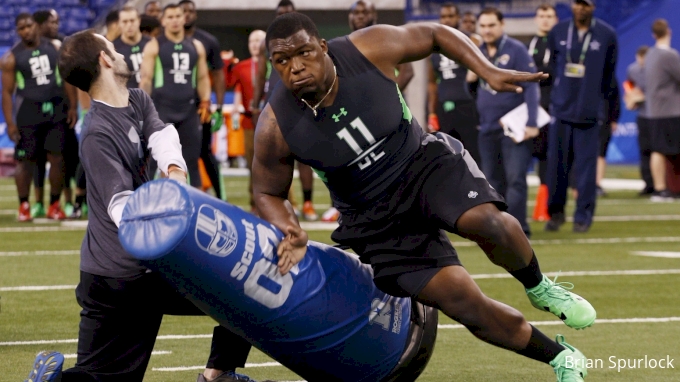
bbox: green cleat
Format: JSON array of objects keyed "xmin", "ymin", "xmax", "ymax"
[
  {"xmin": 64, "ymin": 203, "xmax": 74, "ymax": 218},
  {"xmin": 527, "ymin": 274, "xmax": 596, "ymax": 330},
  {"xmin": 30, "ymin": 203, "xmax": 46, "ymax": 218},
  {"xmin": 550, "ymin": 335, "xmax": 587, "ymax": 382}
]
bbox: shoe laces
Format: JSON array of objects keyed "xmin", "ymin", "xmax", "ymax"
[
  {"xmin": 225, "ymin": 371, "xmax": 256, "ymax": 381},
  {"xmin": 538, "ymin": 273, "xmax": 578, "ymax": 306}
]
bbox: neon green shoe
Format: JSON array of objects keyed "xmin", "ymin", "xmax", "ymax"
[
  {"xmin": 64, "ymin": 203, "xmax": 74, "ymax": 218},
  {"xmin": 550, "ymin": 335, "xmax": 587, "ymax": 381},
  {"xmin": 527, "ymin": 275, "xmax": 596, "ymax": 330},
  {"xmin": 30, "ymin": 203, "xmax": 46, "ymax": 218}
]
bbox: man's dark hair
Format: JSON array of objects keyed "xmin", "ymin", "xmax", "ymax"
[
  {"xmin": 15, "ymin": 12, "xmax": 33, "ymax": 26},
  {"xmin": 652, "ymin": 18, "xmax": 669, "ymax": 39},
  {"xmin": 536, "ymin": 3, "xmax": 556, "ymax": 13},
  {"xmin": 266, "ymin": 12, "xmax": 320, "ymax": 48},
  {"xmin": 440, "ymin": 2, "xmax": 459, "ymax": 14},
  {"xmin": 178, "ymin": 0, "xmax": 195, "ymax": 6},
  {"xmin": 479, "ymin": 7, "xmax": 504, "ymax": 22},
  {"xmin": 637, "ymin": 45, "xmax": 649, "ymax": 57},
  {"xmin": 59, "ymin": 29, "xmax": 114, "ymax": 92},
  {"xmin": 144, "ymin": 0, "xmax": 160, "ymax": 10},
  {"xmin": 140, "ymin": 14, "xmax": 160, "ymax": 33},
  {"xmin": 277, "ymin": 0, "xmax": 295, "ymax": 9},
  {"xmin": 162, "ymin": 3, "xmax": 183, "ymax": 16},
  {"xmin": 105, "ymin": 10, "xmax": 119, "ymax": 26},
  {"xmin": 32, "ymin": 10, "xmax": 52, "ymax": 25}
]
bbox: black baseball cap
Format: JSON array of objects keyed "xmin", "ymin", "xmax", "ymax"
[{"xmin": 574, "ymin": 0, "xmax": 595, "ymax": 5}]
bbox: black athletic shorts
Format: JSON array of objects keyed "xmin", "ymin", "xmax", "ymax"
[
  {"xmin": 599, "ymin": 121, "xmax": 613, "ymax": 158},
  {"xmin": 637, "ymin": 116, "xmax": 652, "ymax": 153},
  {"xmin": 64, "ymin": 127, "xmax": 80, "ymax": 182},
  {"xmin": 649, "ymin": 117, "xmax": 680, "ymax": 156},
  {"xmin": 14, "ymin": 100, "xmax": 67, "ymax": 161},
  {"xmin": 332, "ymin": 134, "xmax": 507, "ymax": 298}
]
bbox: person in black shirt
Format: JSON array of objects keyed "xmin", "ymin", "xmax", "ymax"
[
  {"xmin": 253, "ymin": 12, "xmax": 595, "ymax": 381},
  {"xmin": 113, "ymin": 6, "xmax": 151, "ymax": 89}
]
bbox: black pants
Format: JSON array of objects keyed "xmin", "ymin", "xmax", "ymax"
[
  {"xmin": 201, "ymin": 122, "xmax": 222, "ymax": 199},
  {"xmin": 61, "ymin": 271, "xmax": 251, "ymax": 381},
  {"xmin": 436, "ymin": 99, "xmax": 481, "ymax": 165}
]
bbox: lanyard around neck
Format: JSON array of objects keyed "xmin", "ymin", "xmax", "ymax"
[
  {"xmin": 487, "ymin": 35, "xmax": 508, "ymax": 66},
  {"xmin": 567, "ymin": 19, "xmax": 595, "ymax": 65},
  {"xmin": 528, "ymin": 36, "xmax": 550, "ymax": 66}
]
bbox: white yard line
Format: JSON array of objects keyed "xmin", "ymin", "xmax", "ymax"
[
  {"xmin": 153, "ymin": 362, "xmax": 283, "ymax": 372},
  {"xmin": 0, "ymin": 285, "xmax": 76, "ymax": 292},
  {"xmin": 631, "ymin": 251, "xmax": 680, "ymax": 258},
  {"xmin": 0, "ymin": 250, "xmax": 79, "ymax": 257},
  {"xmin": 0, "ymin": 226, "xmax": 84, "ymax": 233},
  {"xmin": 438, "ymin": 316, "xmax": 680, "ymax": 329},
  {"xmin": 64, "ymin": 350, "xmax": 171, "ymax": 359}
]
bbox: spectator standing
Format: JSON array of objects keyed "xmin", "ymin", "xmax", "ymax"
[
  {"xmin": 544, "ymin": 0, "xmax": 618, "ymax": 233},
  {"xmin": 644, "ymin": 19, "xmax": 680, "ymax": 201}
]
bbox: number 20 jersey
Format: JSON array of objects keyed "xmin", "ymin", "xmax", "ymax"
[
  {"xmin": 269, "ymin": 36, "xmax": 424, "ymax": 209},
  {"xmin": 113, "ymin": 35, "xmax": 151, "ymax": 89},
  {"xmin": 11, "ymin": 39, "xmax": 62, "ymax": 103}
]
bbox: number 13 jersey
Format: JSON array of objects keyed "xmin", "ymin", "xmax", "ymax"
[
  {"xmin": 269, "ymin": 36, "xmax": 424, "ymax": 209},
  {"xmin": 152, "ymin": 35, "xmax": 198, "ymax": 106}
]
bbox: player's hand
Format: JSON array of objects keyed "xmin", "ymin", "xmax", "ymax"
[
  {"xmin": 210, "ymin": 111, "xmax": 224, "ymax": 133},
  {"xmin": 276, "ymin": 226, "xmax": 308, "ymax": 275},
  {"xmin": 67, "ymin": 108, "xmax": 78, "ymax": 128},
  {"xmin": 198, "ymin": 100, "xmax": 212, "ymax": 124},
  {"xmin": 7, "ymin": 122, "xmax": 19, "ymax": 143},
  {"xmin": 167, "ymin": 167, "xmax": 187, "ymax": 183},
  {"xmin": 524, "ymin": 126, "xmax": 539, "ymax": 140},
  {"xmin": 427, "ymin": 113, "xmax": 440, "ymax": 132},
  {"xmin": 611, "ymin": 121, "xmax": 618, "ymax": 132},
  {"xmin": 483, "ymin": 68, "xmax": 548, "ymax": 93}
]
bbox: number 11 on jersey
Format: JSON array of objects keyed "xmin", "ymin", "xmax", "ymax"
[{"xmin": 336, "ymin": 117, "xmax": 386, "ymax": 170}]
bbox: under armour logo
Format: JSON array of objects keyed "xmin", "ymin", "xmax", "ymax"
[
  {"xmin": 31, "ymin": 50, "xmax": 40, "ymax": 57},
  {"xmin": 174, "ymin": 44, "xmax": 183, "ymax": 50},
  {"xmin": 332, "ymin": 107, "xmax": 347, "ymax": 122},
  {"xmin": 468, "ymin": 191, "xmax": 478, "ymax": 199},
  {"xmin": 132, "ymin": 46, "xmax": 140, "ymax": 53}
]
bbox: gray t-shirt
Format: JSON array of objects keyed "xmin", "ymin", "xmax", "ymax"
[
  {"xmin": 626, "ymin": 62, "xmax": 649, "ymax": 118},
  {"xmin": 79, "ymin": 89, "xmax": 167, "ymax": 278},
  {"xmin": 644, "ymin": 46, "xmax": 680, "ymax": 119}
]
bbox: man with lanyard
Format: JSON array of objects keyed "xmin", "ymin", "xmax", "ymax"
[
  {"xmin": 250, "ymin": 0, "xmax": 319, "ymax": 221},
  {"xmin": 181, "ymin": 0, "xmax": 227, "ymax": 200},
  {"xmin": 254, "ymin": 12, "xmax": 595, "ymax": 381},
  {"xmin": 545, "ymin": 0, "xmax": 618, "ymax": 233},
  {"xmin": 427, "ymin": 2, "xmax": 481, "ymax": 165},
  {"xmin": 527, "ymin": 3, "xmax": 558, "ymax": 222},
  {"xmin": 140, "ymin": 4, "xmax": 211, "ymax": 189},
  {"xmin": 113, "ymin": 6, "xmax": 151, "ymax": 89},
  {"xmin": 474, "ymin": 8, "xmax": 540, "ymax": 238},
  {"xmin": 1, "ymin": 13, "xmax": 77, "ymax": 222}
]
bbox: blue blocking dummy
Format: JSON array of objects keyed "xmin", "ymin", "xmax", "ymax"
[{"xmin": 118, "ymin": 180, "xmax": 418, "ymax": 382}]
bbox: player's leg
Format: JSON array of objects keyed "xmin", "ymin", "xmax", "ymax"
[
  {"xmin": 14, "ymin": 123, "xmax": 39, "ymax": 222},
  {"xmin": 298, "ymin": 163, "xmax": 317, "ymax": 221},
  {"xmin": 201, "ymin": 120, "xmax": 223, "ymax": 199},
  {"xmin": 422, "ymin": 135, "xmax": 595, "ymax": 329},
  {"xmin": 572, "ymin": 124, "xmax": 599, "ymax": 232},
  {"xmin": 545, "ymin": 120, "xmax": 573, "ymax": 231},
  {"xmin": 32, "ymin": 153, "xmax": 47, "ymax": 218},
  {"xmin": 415, "ymin": 266, "xmax": 588, "ymax": 381},
  {"xmin": 500, "ymin": 136, "xmax": 533, "ymax": 236},
  {"xmin": 477, "ymin": 128, "xmax": 508, "ymax": 197},
  {"xmin": 62, "ymin": 127, "xmax": 80, "ymax": 216},
  {"xmin": 44, "ymin": 122, "xmax": 67, "ymax": 220},
  {"xmin": 176, "ymin": 115, "xmax": 203, "ymax": 189},
  {"xmin": 71, "ymin": 163, "xmax": 88, "ymax": 218}
]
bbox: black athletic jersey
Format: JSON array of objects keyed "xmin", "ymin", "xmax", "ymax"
[
  {"xmin": 527, "ymin": 35, "xmax": 553, "ymax": 110},
  {"xmin": 269, "ymin": 36, "xmax": 424, "ymax": 209},
  {"xmin": 11, "ymin": 39, "xmax": 62, "ymax": 102},
  {"xmin": 152, "ymin": 35, "xmax": 198, "ymax": 106},
  {"xmin": 191, "ymin": 28, "xmax": 224, "ymax": 71},
  {"xmin": 430, "ymin": 53, "xmax": 472, "ymax": 102},
  {"xmin": 113, "ymin": 35, "xmax": 151, "ymax": 88}
]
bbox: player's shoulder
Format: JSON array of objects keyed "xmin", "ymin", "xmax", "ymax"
[
  {"xmin": 505, "ymin": 36, "xmax": 527, "ymax": 51},
  {"xmin": 128, "ymin": 88, "xmax": 151, "ymax": 105},
  {"xmin": 194, "ymin": 28, "xmax": 218, "ymax": 45},
  {"xmin": 112, "ymin": 37, "xmax": 123, "ymax": 47}
]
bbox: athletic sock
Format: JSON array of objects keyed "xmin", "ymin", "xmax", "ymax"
[
  {"xmin": 19, "ymin": 197, "xmax": 29, "ymax": 204},
  {"xmin": 50, "ymin": 194, "xmax": 60, "ymax": 205},
  {"xmin": 517, "ymin": 325, "xmax": 565, "ymax": 364},
  {"xmin": 303, "ymin": 189, "xmax": 313, "ymax": 203},
  {"xmin": 509, "ymin": 253, "xmax": 543, "ymax": 289}
]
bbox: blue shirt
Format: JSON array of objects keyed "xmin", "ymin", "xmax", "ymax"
[
  {"xmin": 477, "ymin": 35, "xmax": 540, "ymax": 132},
  {"xmin": 549, "ymin": 18, "xmax": 618, "ymax": 124}
]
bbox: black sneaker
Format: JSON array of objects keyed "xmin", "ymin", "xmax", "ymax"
[
  {"xmin": 639, "ymin": 186, "xmax": 655, "ymax": 196},
  {"xmin": 545, "ymin": 212, "xmax": 566, "ymax": 232},
  {"xmin": 573, "ymin": 223, "xmax": 590, "ymax": 233},
  {"xmin": 596, "ymin": 186, "xmax": 606, "ymax": 197},
  {"xmin": 650, "ymin": 189, "xmax": 675, "ymax": 202}
]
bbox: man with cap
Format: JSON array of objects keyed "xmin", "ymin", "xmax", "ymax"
[{"xmin": 544, "ymin": 0, "xmax": 618, "ymax": 233}]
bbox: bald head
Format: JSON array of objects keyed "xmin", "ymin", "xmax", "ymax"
[
  {"xmin": 249, "ymin": 29, "xmax": 266, "ymax": 57},
  {"xmin": 349, "ymin": 0, "xmax": 377, "ymax": 31}
]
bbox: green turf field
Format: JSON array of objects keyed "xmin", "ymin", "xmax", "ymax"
[{"xmin": 1, "ymin": 167, "xmax": 680, "ymax": 382}]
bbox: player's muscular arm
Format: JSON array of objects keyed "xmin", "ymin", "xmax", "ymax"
[
  {"xmin": 395, "ymin": 62, "xmax": 414, "ymax": 91},
  {"xmin": 252, "ymin": 104, "xmax": 307, "ymax": 275},
  {"xmin": 349, "ymin": 23, "xmax": 546, "ymax": 93},
  {"xmin": 1, "ymin": 52, "xmax": 18, "ymax": 142},
  {"xmin": 194, "ymin": 40, "xmax": 210, "ymax": 102},
  {"xmin": 139, "ymin": 38, "xmax": 159, "ymax": 95}
]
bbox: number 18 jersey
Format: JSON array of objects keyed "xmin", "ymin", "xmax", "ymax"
[
  {"xmin": 269, "ymin": 36, "xmax": 424, "ymax": 209},
  {"xmin": 152, "ymin": 35, "xmax": 198, "ymax": 106},
  {"xmin": 11, "ymin": 39, "xmax": 62, "ymax": 103},
  {"xmin": 113, "ymin": 35, "xmax": 151, "ymax": 89}
]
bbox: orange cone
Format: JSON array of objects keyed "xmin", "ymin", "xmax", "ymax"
[
  {"xmin": 533, "ymin": 184, "xmax": 550, "ymax": 222},
  {"xmin": 198, "ymin": 158, "xmax": 212, "ymax": 192}
]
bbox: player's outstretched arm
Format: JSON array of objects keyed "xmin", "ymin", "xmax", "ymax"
[
  {"xmin": 139, "ymin": 38, "xmax": 159, "ymax": 95},
  {"xmin": 0, "ymin": 52, "xmax": 18, "ymax": 142},
  {"xmin": 252, "ymin": 104, "xmax": 307, "ymax": 275},
  {"xmin": 349, "ymin": 23, "xmax": 547, "ymax": 94}
]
